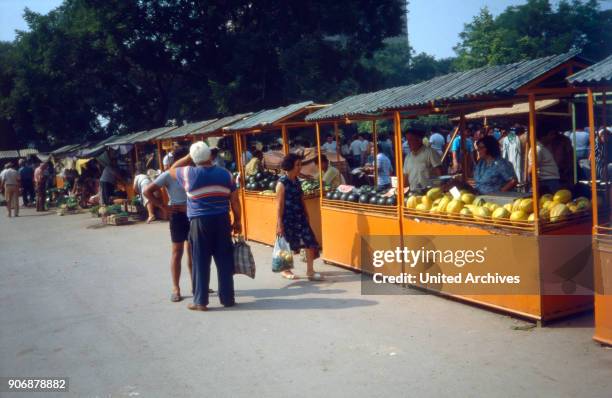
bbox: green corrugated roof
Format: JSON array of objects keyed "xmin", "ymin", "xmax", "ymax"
[
  {"xmin": 225, "ymin": 101, "xmax": 314, "ymax": 131},
  {"xmin": 128, "ymin": 126, "xmax": 178, "ymax": 144},
  {"xmin": 157, "ymin": 119, "xmax": 218, "ymax": 140},
  {"xmin": 567, "ymin": 54, "xmax": 612, "ymax": 85},
  {"xmin": 307, "ymin": 51, "xmax": 584, "ymax": 121}
]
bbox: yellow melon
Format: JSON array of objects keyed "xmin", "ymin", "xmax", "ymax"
[
  {"xmin": 550, "ymin": 203, "xmax": 570, "ymax": 222},
  {"xmin": 519, "ymin": 198, "xmax": 534, "ymax": 214},
  {"xmin": 416, "ymin": 203, "xmax": 431, "ymax": 212},
  {"xmin": 426, "ymin": 187, "xmax": 443, "ymax": 201},
  {"xmin": 539, "ymin": 194, "xmax": 553, "ymax": 207},
  {"xmin": 510, "ymin": 210, "xmax": 529, "ymax": 225},
  {"xmin": 446, "ymin": 200, "xmax": 465, "ymax": 214},
  {"xmin": 492, "ymin": 207, "xmax": 511, "ymax": 221},
  {"xmin": 553, "ymin": 189, "xmax": 572, "ymax": 204},
  {"xmin": 461, "ymin": 193, "xmax": 475, "ymax": 205},
  {"xmin": 473, "ymin": 207, "xmax": 491, "ymax": 220},
  {"xmin": 460, "ymin": 207, "xmax": 473, "ymax": 218}
]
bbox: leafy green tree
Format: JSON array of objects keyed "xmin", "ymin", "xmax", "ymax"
[{"xmin": 453, "ymin": 0, "xmax": 612, "ymax": 70}]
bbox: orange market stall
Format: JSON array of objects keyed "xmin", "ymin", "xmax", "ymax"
[
  {"xmin": 224, "ymin": 101, "xmax": 326, "ymax": 246},
  {"xmin": 568, "ymin": 54, "xmax": 612, "ymax": 345},
  {"xmin": 306, "ymin": 51, "xmax": 595, "ymax": 323}
]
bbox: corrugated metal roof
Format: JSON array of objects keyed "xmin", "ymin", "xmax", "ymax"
[
  {"xmin": 0, "ymin": 150, "xmax": 19, "ymax": 159},
  {"xmin": 225, "ymin": 101, "xmax": 314, "ymax": 131},
  {"xmin": 307, "ymin": 51, "xmax": 581, "ymax": 121},
  {"xmin": 567, "ymin": 54, "xmax": 612, "ymax": 85},
  {"xmin": 108, "ymin": 129, "xmax": 149, "ymax": 145},
  {"xmin": 78, "ymin": 135, "xmax": 125, "ymax": 158},
  {"xmin": 131, "ymin": 126, "xmax": 177, "ymax": 143},
  {"xmin": 18, "ymin": 148, "xmax": 39, "ymax": 157},
  {"xmin": 158, "ymin": 119, "xmax": 218, "ymax": 140},
  {"xmin": 198, "ymin": 113, "xmax": 252, "ymax": 134},
  {"xmin": 462, "ymin": 99, "xmax": 560, "ymax": 120},
  {"xmin": 51, "ymin": 144, "xmax": 81, "ymax": 155}
]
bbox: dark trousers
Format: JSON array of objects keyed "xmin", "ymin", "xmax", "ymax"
[
  {"xmin": 100, "ymin": 181, "xmax": 114, "ymax": 205},
  {"xmin": 189, "ymin": 213, "xmax": 235, "ymax": 306},
  {"xmin": 21, "ymin": 180, "xmax": 34, "ymax": 205},
  {"xmin": 36, "ymin": 185, "xmax": 46, "ymax": 211}
]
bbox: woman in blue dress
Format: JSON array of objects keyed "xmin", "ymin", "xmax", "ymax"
[
  {"xmin": 474, "ymin": 136, "xmax": 518, "ymax": 194},
  {"xmin": 275, "ymin": 153, "xmax": 323, "ymax": 281}
]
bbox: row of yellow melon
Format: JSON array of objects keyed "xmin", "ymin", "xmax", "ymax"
[{"xmin": 405, "ymin": 188, "xmax": 590, "ymax": 224}]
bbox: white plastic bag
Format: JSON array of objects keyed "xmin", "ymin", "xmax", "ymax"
[{"xmin": 272, "ymin": 236, "xmax": 294, "ymax": 273}]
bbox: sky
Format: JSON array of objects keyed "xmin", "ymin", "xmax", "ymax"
[{"xmin": 1, "ymin": 0, "xmax": 610, "ymax": 58}]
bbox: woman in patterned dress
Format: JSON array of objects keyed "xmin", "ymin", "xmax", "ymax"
[{"xmin": 275, "ymin": 153, "xmax": 323, "ymax": 281}]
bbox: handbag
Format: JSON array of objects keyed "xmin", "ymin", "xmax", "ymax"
[{"xmin": 233, "ymin": 235, "xmax": 256, "ymax": 279}]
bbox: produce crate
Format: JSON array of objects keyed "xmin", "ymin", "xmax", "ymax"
[
  {"xmin": 126, "ymin": 203, "xmax": 144, "ymax": 214},
  {"xmin": 57, "ymin": 208, "xmax": 80, "ymax": 216},
  {"xmin": 106, "ymin": 214, "xmax": 129, "ymax": 226}
]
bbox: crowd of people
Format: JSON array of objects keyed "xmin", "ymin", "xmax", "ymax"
[{"xmin": 317, "ymin": 123, "xmax": 611, "ymax": 196}]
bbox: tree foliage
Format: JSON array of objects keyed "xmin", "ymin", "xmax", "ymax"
[
  {"xmin": 453, "ymin": 0, "xmax": 612, "ymax": 70},
  {"xmin": 0, "ymin": 0, "xmax": 406, "ymax": 148}
]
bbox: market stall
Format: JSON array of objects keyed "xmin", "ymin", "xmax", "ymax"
[
  {"xmin": 306, "ymin": 51, "xmax": 595, "ymax": 322},
  {"xmin": 568, "ymin": 54, "xmax": 612, "ymax": 344},
  {"xmin": 224, "ymin": 101, "xmax": 326, "ymax": 246}
]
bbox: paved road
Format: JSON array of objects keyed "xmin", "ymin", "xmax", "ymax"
[{"xmin": 1, "ymin": 208, "xmax": 611, "ymax": 397}]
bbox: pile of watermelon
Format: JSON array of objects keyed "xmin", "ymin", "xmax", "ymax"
[
  {"xmin": 325, "ymin": 185, "xmax": 397, "ymax": 206},
  {"xmin": 245, "ymin": 172, "xmax": 279, "ymax": 191}
]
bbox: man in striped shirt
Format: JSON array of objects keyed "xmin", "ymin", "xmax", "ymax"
[{"xmin": 170, "ymin": 142, "xmax": 242, "ymax": 311}]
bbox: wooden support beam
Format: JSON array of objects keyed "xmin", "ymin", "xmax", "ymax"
[
  {"xmin": 281, "ymin": 125, "xmax": 289, "ymax": 155},
  {"xmin": 315, "ymin": 123, "xmax": 324, "ymax": 206},
  {"xmin": 588, "ymin": 88, "xmax": 599, "ymax": 228},
  {"xmin": 372, "ymin": 120, "xmax": 378, "ymax": 186},
  {"xmin": 528, "ymin": 94, "xmax": 540, "ymax": 234}
]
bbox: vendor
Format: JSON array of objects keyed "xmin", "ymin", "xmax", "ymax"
[
  {"xmin": 528, "ymin": 129, "xmax": 561, "ymax": 194},
  {"xmin": 402, "ymin": 129, "xmax": 443, "ymax": 192},
  {"xmin": 474, "ymin": 136, "xmax": 517, "ymax": 194},
  {"xmin": 244, "ymin": 150, "xmax": 264, "ymax": 177},
  {"xmin": 364, "ymin": 143, "xmax": 393, "ymax": 190},
  {"xmin": 320, "ymin": 154, "xmax": 345, "ymax": 190}
]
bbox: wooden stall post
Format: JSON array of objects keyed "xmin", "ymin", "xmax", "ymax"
[
  {"xmin": 588, "ymin": 88, "xmax": 599, "ymax": 228},
  {"xmin": 459, "ymin": 115, "xmax": 468, "ymax": 181},
  {"xmin": 156, "ymin": 141, "xmax": 163, "ymax": 171},
  {"xmin": 372, "ymin": 120, "xmax": 378, "ymax": 186},
  {"xmin": 315, "ymin": 123, "xmax": 324, "ymax": 207},
  {"xmin": 571, "ymin": 101, "xmax": 578, "ymax": 184},
  {"xmin": 234, "ymin": 131, "xmax": 249, "ymax": 239},
  {"xmin": 394, "ymin": 111, "xmax": 405, "ymax": 232},
  {"xmin": 528, "ymin": 93, "xmax": 540, "ymax": 234},
  {"xmin": 282, "ymin": 125, "xmax": 289, "ymax": 155}
]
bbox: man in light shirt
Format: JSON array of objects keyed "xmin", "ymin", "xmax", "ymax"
[
  {"xmin": 429, "ymin": 129, "xmax": 446, "ymax": 156},
  {"xmin": 321, "ymin": 135, "xmax": 337, "ymax": 154},
  {"xmin": 348, "ymin": 135, "xmax": 363, "ymax": 168},
  {"xmin": 359, "ymin": 134, "xmax": 370, "ymax": 166},
  {"xmin": 403, "ymin": 129, "xmax": 443, "ymax": 192},
  {"xmin": 320, "ymin": 154, "xmax": 344, "ymax": 190},
  {"xmin": 0, "ymin": 162, "xmax": 20, "ymax": 217}
]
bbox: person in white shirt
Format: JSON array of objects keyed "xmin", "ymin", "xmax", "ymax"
[
  {"xmin": 429, "ymin": 130, "xmax": 446, "ymax": 156},
  {"xmin": 162, "ymin": 143, "xmax": 180, "ymax": 170},
  {"xmin": 348, "ymin": 136, "xmax": 363, "ymax": 168},
  {"xmin": 321, "ymin": 135, "xmax": 337, "ymax": 153},
  {"xmin": 359, "ymin": 134, "xmax": 370, "ymax": 166},
  {"xmin": 402, "ymin": 130, "xmax": 443, "ymax": 191},
  {"xmin": 0, "ymin": 162, "xmax": 20, "ymax": 217},
  {"xmin": 528, "ymin": 129, "xmax": 561, "ymax": 194}
]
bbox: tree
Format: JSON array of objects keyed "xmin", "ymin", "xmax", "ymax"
[{"xmin": 453, "ymin": 0, "xmax": 612, "ymax": 71}]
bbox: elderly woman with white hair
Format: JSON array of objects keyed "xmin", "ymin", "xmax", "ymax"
[{"xmin": 169, "ymin": 141, "xmax": 242, "ymax": 311}]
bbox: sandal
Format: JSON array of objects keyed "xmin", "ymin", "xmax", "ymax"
[
  {"xmin": 146, "ymin": 216, "xmax": 156, "ymax": 224},
  {"xmin": 307, "ymin": 272, "xmax": 324, "ymax": 281},
  {"xmin": 170, "ymin": 292, "xmax": 181, "ymax": 302},
  {"xmin": 187, "ymin": 303, "xmax": 208, "ymax": 312},
  {"xmin": 281, "ymin": 271, "xmax": 299, "ymax": 280}
]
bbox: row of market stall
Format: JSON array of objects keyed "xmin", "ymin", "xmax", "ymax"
[{"xmin": 46, "ymin": 50, "xmax": 611, "ymax": 344}]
